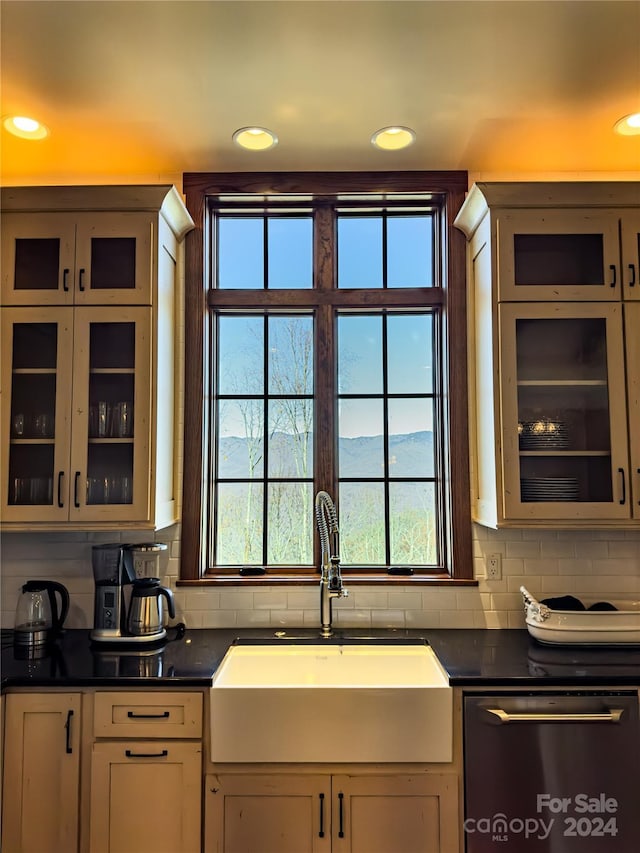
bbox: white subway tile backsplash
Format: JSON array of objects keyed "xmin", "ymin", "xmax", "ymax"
[
  {"xmin": 370, "ymin": 609, "xmax": 406, "ymax": 628},
  {"xmin": 505, "ymin": 541, "xmax": 541, "ymax": 559},
  {"xmin": 353, "ymin": 590, "xmax": 389, "ymax": 609},
  {"xmin": 219, "ymin": 590, "xmax": 254, "ymax": 610},
  {"xmin": 252, "ymin": 590, "xmax": 288, "ymax": 610},
  {"xmin": 575, "ymin": 540, "xmax": 609, "ymax": 559},
  {"xmin": 1, "ymin": 522, "xmax": 638, "ymax": 630}
]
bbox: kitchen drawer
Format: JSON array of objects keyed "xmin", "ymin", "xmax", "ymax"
[{"xmin": 93, "ymin": 691, "xmax": 203, "ymax": 739}]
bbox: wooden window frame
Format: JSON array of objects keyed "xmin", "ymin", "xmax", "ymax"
[{"xmin": 180, "ymin": 172, "xmax": 473, "ymax": 585}]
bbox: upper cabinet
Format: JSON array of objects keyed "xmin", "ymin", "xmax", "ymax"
[
  {"xmin": 1, "ymin": 211, "xmax": 154, "ymax": 305},
  {"xmin": 455, "ymin": 181, "xmax": 640, "ymax": 529},
  {"xmin": 621, "ymin": 212, "xmax": 640, "ymax": 301},
  {"xmin": 1, "ymin": 185, "xmax": 194, "ymax": 531}
]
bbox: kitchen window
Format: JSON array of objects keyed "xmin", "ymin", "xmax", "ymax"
[{"xmin": 180, "ymin": 172, "xmax": 472, "ymax": 584}]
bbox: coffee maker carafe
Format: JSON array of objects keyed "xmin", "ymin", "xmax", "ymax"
[{"xmin": 90, "ymin": 544, "xmax": 136, "ymax": 643}]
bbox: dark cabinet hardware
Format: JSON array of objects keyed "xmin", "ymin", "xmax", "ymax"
[
  {"xmin": 74, "ymin": 471, "xmax": 81, "ymax": 507},
  {"xmin": 63, "ymin": 268, "xmax": 70, "ymax": 292},
  {"xmin": 127, "ymin": 710, "xmax": 170, "ymax": 719},
  {"xmin": 338, "ymin": 791, "xmax": 344, "ymax": 838},
  {"xmin": 78, "ymin": 268, "xmax": 85, "ymax": 291},
  {"xmin": 65, "ymin": 709, "xmax": 74, "ymax": 754},
  {"xmin": 630, "ymin": 263, "xmax": 637, "ymax": 287},
  {"xmin": 57, "ymin": 471, "xmax": 64, "ymax": 508},
  {"xmin": 318, "ymin": 792, "xmax": 325, "ymax": 838},
  {"xmin": 618, "ymin": 468, "xmax": 626, "ymax": 505},
  {"xmin": 609, "ymin": 264, "xmax": 617, "ymax": 287},
  {"xmin": 125, "ymin": 749, "xmax": 168, "ymax": 758}
]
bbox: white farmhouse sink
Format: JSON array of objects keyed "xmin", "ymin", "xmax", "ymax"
[{"xmin": 210, "ymin": 643, "xmax": 452, "ymax": 763}]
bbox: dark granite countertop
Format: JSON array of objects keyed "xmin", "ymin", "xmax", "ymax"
[{"xmin": 2, "ymin": 627, "xmax": 639, "ymax": 690}]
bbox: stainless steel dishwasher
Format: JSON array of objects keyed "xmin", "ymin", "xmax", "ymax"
[{"xmin": 464, "ymin": 691, "xmax": 640, "ymax": 852}]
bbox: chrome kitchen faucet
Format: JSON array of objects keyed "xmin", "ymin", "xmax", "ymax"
[{"xmin": 315, "ymin": 490, "xmax": 348, "ymax": 637}]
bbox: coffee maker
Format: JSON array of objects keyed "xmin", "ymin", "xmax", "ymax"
[
  {"xmin": 90, "ymin": 544, "xmax": 137, "ymax": 643},
  {"xmin": 90, "ymin": 543, "xmax": 174, "ymax": 645}
]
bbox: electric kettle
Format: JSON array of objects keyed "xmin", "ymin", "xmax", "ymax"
[
  {"xmin": 14, "ymin": 580, "xmax": 70, "ymax": 648},
  {"xmin": 126, "ymin": 578, "xmax": 175, "ymax": 638}
]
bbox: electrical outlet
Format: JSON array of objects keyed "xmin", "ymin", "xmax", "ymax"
[{"xmin": 486, "ymin": 553, "xmax": 502, "ymax": 580}]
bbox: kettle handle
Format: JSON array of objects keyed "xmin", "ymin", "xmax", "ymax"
[
  {"xmin": 46, "ymin": 581, "xmax": 70, "ymax": 632},
  {"xmin": 159, "ymin": 586, "xmax": 176, "ymax": 620}
]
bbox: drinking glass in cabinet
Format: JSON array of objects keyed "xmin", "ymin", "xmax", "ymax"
[
  {"xmin": 86, "ymin": 476, "xmax": 132, "ymax": 505},
  {"xmin": 11, "ymin": 477, "xmax": 53, "ymax": 505}
]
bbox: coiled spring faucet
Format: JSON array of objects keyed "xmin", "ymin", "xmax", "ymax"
[{"xmin": 315, "ymin": 490, "xmax": 348, "ymax": 637}]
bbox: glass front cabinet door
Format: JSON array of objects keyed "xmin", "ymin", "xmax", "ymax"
[
  {"xmin": 1, "ymin": 212, "xmax": 152, "ymax": 306},
  {"xmin": 1, "ymin": 307, "xmax": 151, "ymax": 524},
  {"xmin": 499, "ymin": 302, "xmax": 632, "ymax": 521},
  {"xmin": 625, "ymin": 303, "xmax": 640, "ymax": 518},
  {"xmin": 622, "ymin": 212, "xmax": 640, "ymax": 301},
  {"xmin": 496, "ymin": 210, "xmax": 622, "ymax": 301}
]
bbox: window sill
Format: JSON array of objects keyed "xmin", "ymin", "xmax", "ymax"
[{"xmin": 177, "ymin": 573, "xmax": 478, "ymax": 587}]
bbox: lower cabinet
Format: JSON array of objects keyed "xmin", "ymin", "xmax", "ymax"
[
  {"xmin": 1, "ymin": 692, "xmax": 82, "ymax": 853},
  {"xmin": 204, "ymin": 772, "xmax": 459, "ymax": 853},
  {"xmin": 89, "ymin": 691, "xmax": 203, "ymax": 853},
  {"xmin": 0, "ymin": 689, "xmax": 203, "ymax": 853},
  {"xmin": 90, "ymin": 740, "xmax": 202, "ymax": 853}
]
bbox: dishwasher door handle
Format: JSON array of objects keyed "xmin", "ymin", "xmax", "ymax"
[{"xmin": 485, "ymin": 707, "xmax": 624, "ymax": 724}]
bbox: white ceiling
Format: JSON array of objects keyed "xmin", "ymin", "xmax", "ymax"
[{"xmin": 2, "ymin": 0, "xmax": 640, "ymax": 187}]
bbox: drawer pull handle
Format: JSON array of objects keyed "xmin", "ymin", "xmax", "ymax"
[
  {"xmin": 485, "ymin": 707, "xmax": 624, "ymax": 724},
  {"xmin": 127, "ymin": 710, "xmax": 170, "ymax": 719},
  {"xmin": 125, "ymin": 749, "xmax": 168, "ymax": 758},
  {"xmin": 338, "ymin": 791, "xmax": 345, "ymax": 838}
]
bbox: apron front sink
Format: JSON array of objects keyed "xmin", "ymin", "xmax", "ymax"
[{"xmin": 210, "ymin": 643, "xmax": 452, "ymax": 763}]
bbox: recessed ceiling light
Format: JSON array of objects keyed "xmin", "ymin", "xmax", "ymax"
[
  {"xmin": 371, "ymin": 126, "xmax": 416, "ymax": 151},
  {"xmin": 614, "ymin": 113, "xmax": 640, "ymax": 136},
  {"xmin": 232, "ymin": 127, "xmax": 278, "ymax": 151},
  {"xmin": 3, "ymin": 115, "xmax": 49, "ymax": 140}
]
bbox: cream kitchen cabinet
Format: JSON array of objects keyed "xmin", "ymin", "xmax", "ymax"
[
  {"xmin": 621, "ymin": 211, "xmax": 640, "ymax": 301},
  {"xmin": 0, "ymin": 184, "xmax": 192, "ymax": 306},
  {"xmin": 455, "ymin": 181, "xmax": 640, "ymax": 528},
  {"xmin": 0, "ymin": 185, "xmax": 194, "ymax": 531},
  {"xmin": 1, "ymin": 692, "xmax": 82, "ymax": 853},
  {"xmin": 457, "ymin": 181, "xmax": 639, "ymax": 302},
  {"xmin": 626, "ymin": 302, "xmax": 640, "ymax": 514},
  {"xmin": 89, "ymin": 691, "xmax": 203, "ymax": 853},
  {"xmin": 2, "ymin": 306, "xmax": 152, "ymax": 526},
  {"xmin": 204, "ymin": 772, "xmax": 459, "ymax": 853}
]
